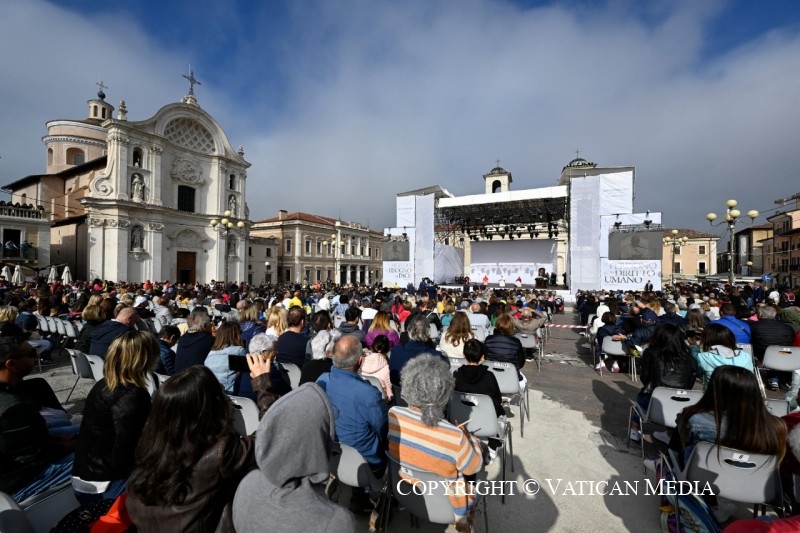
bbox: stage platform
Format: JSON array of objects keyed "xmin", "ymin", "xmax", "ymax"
[{"xmin": 437, "ymin": 285, "xmax": 575, "ymax": 303}]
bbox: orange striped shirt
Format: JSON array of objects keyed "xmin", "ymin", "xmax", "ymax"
[{"xmin": 388, "ymin": 406, "xmax": 484, "ymax": 519}]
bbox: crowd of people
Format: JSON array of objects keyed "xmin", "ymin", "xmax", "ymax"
[
  {"xmin": 579, "ymin": 280, "xmax": 800, "ymax": 527},
  {"xmin": 0, "ymin": 276, "xmax": 559, "ymax": 532}
]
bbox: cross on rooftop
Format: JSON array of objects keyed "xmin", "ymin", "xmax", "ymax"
[{"xmin": 183, "ymin": 69, "xmax": 202, "ymax": 96}]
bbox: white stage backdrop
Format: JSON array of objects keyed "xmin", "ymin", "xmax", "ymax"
[
  {"xmin": 469, "ymin": 240, "xmax": 556, "ymax": 285},
  {"xmin": 434, "ymin": 244, "xmax": 464, "ymax": 284},
  {"xmin": 600, "ymin": 259, "xmax": 662, "ymax": 291}
]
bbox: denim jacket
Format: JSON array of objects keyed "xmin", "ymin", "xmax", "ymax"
[{"xmin": 671, "ymin": 411, "xmax": 727, "ymax": 469}]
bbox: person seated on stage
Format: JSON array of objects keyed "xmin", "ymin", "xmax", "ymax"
[{"xmin": 1, "ymin": 336, "xmax": 76, "ymax": 503}]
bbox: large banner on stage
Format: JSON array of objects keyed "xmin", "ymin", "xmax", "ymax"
[
  {"xmin": 384, "ymin": 261, "xmax": 414, "ymax": 288},
  {"xmin": 608, "ymin": 231, "xmax": 663, "ymax": 260},
  {"xmin": 600, "ymin": 259, "xmax": 662, "ymax": 291}
]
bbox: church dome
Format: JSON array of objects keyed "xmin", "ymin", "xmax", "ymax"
[{"xmin": 488, "ymin": 166, "xmax": 508, "ymax": 175}]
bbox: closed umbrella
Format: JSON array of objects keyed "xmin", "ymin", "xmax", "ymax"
[
  {"xmin": 1, "ymin": 265, "xmax": 11, "ymax": 282},
  {"xmin": 11, "ymin": 265, "xmax": 23, "ymax": 286},
  {"xmin": 61, "ymin": 265, "xmax": 73, "ymax": 285},
  {"xmin": 47, "ymin": 265, "xmax": 58, "ymax": 283}
]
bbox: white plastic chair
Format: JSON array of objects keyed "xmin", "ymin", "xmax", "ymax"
[
  {"xmin": 18, "ymin": 482, "xmax": 80, "ymax": 533},
  {"xmin": 83, "ymin": 353, "xmax": 105, "ymax": 382},
  {"xmin": 515, "ymin": 332, "xmax": 540, "ymax": 372},
  {"xmin": 627, "ymin": 387, "xmax": 703, "ymax": 458},
  {"xmin": 601, "ymin": 337, "xmax": 637, "ymax": 381},
  {"xmin": 384, "ymin": 456, "xmax": 489, "ymax": 533},
  {"xmin": 0, "ymin": 491, "xmax": 35, "ymax": 533},
  {"xmin": 470, "ymin": 325, "xmax": 488, "ymax": 342},
  {"xmin": 361, "ymin": 374, "xmax": 387, "ymax": 401},
  {"xmin": 230, "ymin": 395, "xmax": 260, "ymax": 436},
  {"xmin": 764, "ymin": 398, "xmax": 790, "ymax": 417},
  {"xmin": 329, "ymin": 442, "xmax": 385, "ymax": 494},
  {"xmin": 279, "ymin": 363, "xmax": 302, "ymax": 390},
  {"xmin": 448, "ymin": 391, "xmax": 513, "ymax": 504},
  {"xmin": 484, "ymin": 361, "xmax": 529, "ymax": 438},
  {"xmin": 678, "ymin": 442, "xmax": 785, "ymax": 517},
  {"xmin": 64, "ymin": 349, "xmax": 95, "ymax": 403}
]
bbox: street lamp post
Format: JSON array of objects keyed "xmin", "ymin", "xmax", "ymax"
[
  {"xmin": 210, "ymin": 210, "xmax": 246, "ymax": 286},
  {"xmin": 323, "ymin": 232, "xmax": 342, "ymax": 285},
  {"xmin": 662, "ymin": 230, "xmax": 689, "ymax": 287},
  {"xmin": 706, "ymin": 199, "xmax": 758, "ymax": 286}
]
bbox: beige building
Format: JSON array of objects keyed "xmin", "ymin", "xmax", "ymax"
[
  {"xmin": 765, "ymin": 194, "xmax": 800, "ymax": 287},
  {"xmin": 3, "ymin": 85, "xmax": 251, "ymax": 284},
  {"xmin": 251, "ymin": 211, "xmax": 383, "ymax": 285},
  {"xmin": 661, "ymin": 228, "xmax": 719, "ymax": 284}
]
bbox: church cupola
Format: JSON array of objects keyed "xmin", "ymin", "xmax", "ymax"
[{"xmin": 87, "ymin": 82, "xmax": 114, "ymax": 123}]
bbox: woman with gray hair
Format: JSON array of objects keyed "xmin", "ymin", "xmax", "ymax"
[
  {"xmin": 389, "ymin": 354, "xmax": 485, "ymax": 530},
  {"xmin": 299, "ymin": 330, "xmax": 342, "ymax": 385}
]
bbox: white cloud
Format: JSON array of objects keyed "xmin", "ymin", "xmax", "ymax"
[{"xmin": 2, "ymin": 0, "xmax": 799, "ymax": 235}]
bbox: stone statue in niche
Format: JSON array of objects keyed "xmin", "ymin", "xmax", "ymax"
[
  {"xmin": 228, "ymin": 195, "xmax": 237, "ymax": 216},
  {"xmin": 132, "ymin": 175, "xmax": 145, "ymax": 202},
  {"xmin": 131, "ymin": 226, "xmax": 144, "ymax": 250}
]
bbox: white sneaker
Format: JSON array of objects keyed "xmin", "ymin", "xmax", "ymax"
[
  {"xmin": 629, "ymin": 428, "xmax": 642, "ymax": 442},
  {"xmin": 612, "ymin": 362, "xmax": 620, "ymax": 373},
  {"xmin": 653, "ymin": 430, "xmax": 670, "ymax": 445},
  {"xmin": 595, "ymin": 362, "xmax": 605, "ymax": 371}
]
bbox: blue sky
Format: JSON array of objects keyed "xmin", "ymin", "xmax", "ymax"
[{"xmin": 2, "ymin": 0, "xmax": 800, "ymax": 237}]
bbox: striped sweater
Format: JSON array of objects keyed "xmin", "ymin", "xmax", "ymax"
[{"xmin": 388, "ymin": 406, "xmax": 484, "ymax": 521}]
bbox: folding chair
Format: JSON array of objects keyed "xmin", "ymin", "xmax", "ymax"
[
  {"xmin": 764, "ymin": 398, "xmax": 790, "ymax": 417},
  {"xmin": 329, "ymin": 442, "xmax": 386, "ymax": 495},
  {"xmin": 229, "ymin": 395, "xmax": 260, "ymax": 436},
  {"xmin": 448, "ymin": 357, "xmax": 465, "ymax": 371},
  {"xmin": 62, "ymin": 321, "xmax": 78, "ymax": 346},
  {"xmin": 627, "ymin": 387, "xmax": 703, "ymax": 459},
  {"xmin": 601, "ymin": 337, "xmax": 637, "ymax": 381},
  {"xmin": 470, "ymin": 325, "xmax": 488, "ymax": 342},
  {"xmin": 678, "ymin": 442, "xmax": 785, "ymax": 518},
  {"xmin": 763, "ymin": 346, "xmax": 800, "ymax": 371},
  {"xmin": 429, "ymin": 323, "xmax": 440, "ymax": 342},
  {"xmin": 0, "ymin": 491, "xmax": 35, "ymax": 533},
  {"xmin": 18, "ymin": 481, "xmax": 80, "ymax": 533},
  {"xmin": 64, "ymin": 349, "xmax": 95, "ymax": 403},
  {"xmin": 361, "ymin": 374, "xmax": 387, "ymax": 401},
  {"xmin": 448, "ymin": 391, "xmax": 513, "ymax": 503},
  {"xmin": 384, "ymin": 456, "xmax": 489, "ymax": 533},
  {"xmin": 515, "ymin": 332, "xmax": 540, "ymax": 372},
  {"xmin": 279, "ymin": 362, "xmax": 302, "ymax": 390},
  {"xmin": 83, "ymin": 353, "xmax": 105, "ymax": 382},
  {"xmin": 484, "ymin": 361, "xmax": 529, "ymax": 438}
]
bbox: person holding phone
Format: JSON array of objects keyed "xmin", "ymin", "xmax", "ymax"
[{"xmin": 127, "ymin": 348, "xmax": 277, "ymax": 531}]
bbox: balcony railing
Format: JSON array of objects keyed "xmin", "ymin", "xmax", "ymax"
[
  {"xmin": 2, "ymin": 247, "xmax": 38, "ymax": 260},
  {"xmin": 0, "ymin": 206, "xmax": 45, "ymax": 219}
]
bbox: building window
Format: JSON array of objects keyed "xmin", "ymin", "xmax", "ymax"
[
  {"xmin": 698, "ymin": 261, "xmax": 707, "ymax": 274},
  {"xmin": 305, "ymin": 269, "xmax": 311, "ymax": 281},
  {"xmin": 177, "ymin": 185, "xmax": 195, "ymax": 213},
  {"xmin": 248, "ymin": 246, "xmax": 252, "ymax": 257},
  {"xmin": 285, "ymin": 268, "xmax": 292, "ymax": 282},
  {"xmin": 674, "ymin": 247, "xmax": 681, "ymax": 255},
  {"xmin": 285, "ymin": 239, "xmax": 292, "ymax": 254},
  {"xmin": 698, "ymin": 245, "xmax": 706, "ymax": 255},
  {"xmin": 66, "ymin": 148, "xmax": 85, "ymax": 166},
  {"xmin": 305, "ymin": 239, "xmax": 311, "ymax": 254},
  {"xmin": 132, "ymin": 148, "xmax": 143, "ymax": 167},
  {"xmin": 673, "ymin": 262, "xmax": 681, "ymax": 274},
  {"xmin": 266, "ymin": 248, "xmax": 272, "ymax": 257},
  {"xmin": 317, "ymin": 241, "xmax": 322, "ymax": 255},
  {"xmin": 229, "ymin": 174, "xmax": 236, "ymax": 190},
  {"xmin": 47, "ymin": 148, "xmax": 53, "ymax": 166},
  {"xmin": 316, "ymin": 269, "xmax": 322, "ymax": 281}
]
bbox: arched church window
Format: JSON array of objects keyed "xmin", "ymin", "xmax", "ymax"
[
  {"xmin": 132, "ymin": 148, "xmax": 143, "ymax": 167},
  {"xmin": 229, "ymin": 174, "xmax": 236, "ymax": 190},
  {"xmin": 66, "ymin": 148, "xmax": 85, "ymax": 166},
  {"xmin": 47, "ymin": 148, "xmax": 53, "ymax": 166},
  {"xmin": 492, "ymin": 180, "xmax": 502, "ymax": 193}
]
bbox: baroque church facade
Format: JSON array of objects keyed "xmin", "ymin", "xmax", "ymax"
[{"xmin": 4, "ymin": 82, "xmax": 250, "ymax": 284}]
